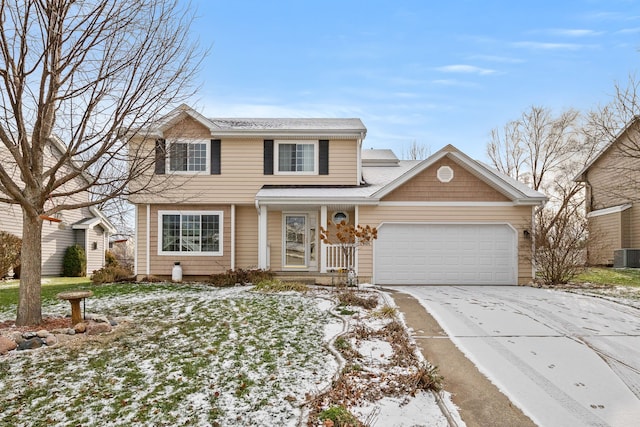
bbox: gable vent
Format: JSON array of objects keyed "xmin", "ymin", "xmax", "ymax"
[{"xmin": 437, "ymin": 165, "xmax": 454, "ymax": 183}]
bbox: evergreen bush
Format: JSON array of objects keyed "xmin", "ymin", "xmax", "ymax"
[
  {"xmin": 0, "ymin": 231, "xmax": 21, "ymax": 278},
  {"xmin": 63, "ymin": 244, "xmax": 87, "ymax": 277}
]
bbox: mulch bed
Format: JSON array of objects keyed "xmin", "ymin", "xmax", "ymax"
[{"xmin": 0, "ymin": 316, "xmax": 72, "ymax": 334}]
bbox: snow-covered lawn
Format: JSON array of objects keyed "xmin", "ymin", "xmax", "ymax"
[{"xmin": 0, "ymin": 283, "xmax": 455, "ymax": 426}]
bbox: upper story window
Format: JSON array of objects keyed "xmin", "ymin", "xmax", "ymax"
[
  {"xmin": 168, "ymin": 140, "xmax": 208, "ymax": 173},
  {"xmin": 276, "ymin": 141, "xmax": 318, "ymax": 174},
  {"xmin": 159, "ymin": 210, "xmax": 223, "ymax": 256}
]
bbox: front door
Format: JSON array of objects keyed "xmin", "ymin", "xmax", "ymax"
[{"xmin": 284, "ymin": 214, "xmax": 308, "ymax": 268}]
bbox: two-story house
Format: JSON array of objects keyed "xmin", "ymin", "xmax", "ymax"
[
  {"xmin": 0, "ymin": 137, "xmax": 116, "ymax": 276},
  {"xmin": 575, "ymin": 117, "xmax": 640, "ymax": 266},
  {"xmin": 129, "ymin": 104, "xmax": 546, "ymax": 285}
]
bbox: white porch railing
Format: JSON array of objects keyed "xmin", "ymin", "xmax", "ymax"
[{"xmin": 325, "ymin": 244, "xmax": 356, "ymax": 271}]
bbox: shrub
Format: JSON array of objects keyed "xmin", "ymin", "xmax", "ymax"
[
  {"xmin": 0, "ymin": 231, "xmax": 21, "ymax": 278},
  {"xmin": 91, "ymin": 265, "xmax": 134, "ymax": 284},
  {"xmin": 208, "ymin": 268, "xmax": 273, "ymax": 287},
  {"xmin": 318, "ymin": 405, "xmax": 360, "ymax": 427},
  {"xmin": 105, "ymin": 250, "xmax": 119, "ymax": 267},
  {"xmin": 336, "ymin": 290, "xmax": 378, "ymax": 309},
  {"xmin": 63, "ymin": 244, "xmax": 87, "ymax": 277}
]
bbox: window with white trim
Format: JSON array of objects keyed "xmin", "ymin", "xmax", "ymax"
[
  {"xmin": 168, "ymin": 140, "xmax": 209, "ymax": 173},
  {"xmin": 159, "ymin": 211, "xmax": 222, "ymax": 255},
  {"xmin": 276, "ymin": 141, "xmax": 317, "ymax": 174}
]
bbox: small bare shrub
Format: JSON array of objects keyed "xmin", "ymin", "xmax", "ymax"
[
  {"xmin": 91, "ymin": 265, "xmax": 134, "ymax": 284},
  {"xmin": 209, "ymin": 268, "xmax": 273, "ymax": 287},
  {"xmin": 253, "ymin": 279, "xmax": 308, "ymax": 293},
  {"xmin": 337, "ymin": 291, "xmax": 378, "ymax": 309}
]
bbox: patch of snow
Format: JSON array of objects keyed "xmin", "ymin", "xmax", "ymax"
[{"xmin": 354, "ymin": 392, "xmax": 449, "ymax": 427}]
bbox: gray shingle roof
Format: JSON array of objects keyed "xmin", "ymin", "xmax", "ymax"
[{"xmin": 210, "ymin": 118, "xmax": 366, "ymax": 132}]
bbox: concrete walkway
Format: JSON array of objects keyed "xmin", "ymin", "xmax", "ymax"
[{"xmin": 390, "ymin": 286, "xmax": 640, "ymax": 427}]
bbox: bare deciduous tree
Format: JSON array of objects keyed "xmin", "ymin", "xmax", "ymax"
[
  {"xmin": 487, "ymin": 106, "xmax": 600, "ymax": 284},
  {"xmin": 0, "ymin": 0, "xmax": 203, "ymax": 325},
  {"xmin": 402, "ymin": 140, "xmax": 430, "ymax": 160},
  {"xmin": 586, "ymin": 74, "xmax": 640, "ymax": 201}
]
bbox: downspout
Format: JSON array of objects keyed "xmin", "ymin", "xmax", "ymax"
[
  {"xmin": 231, "ymin": 204, "xmax": 236, "ymax": 270},
  {"xmin": 146, "ymin": 204, "xmax": 150, "ymax": 277},
  {"xmin": 357, "ymin": 132, "xmax": 364, "ymax": 185},
  {"xmin": 134, "ymin": 205, "xmax": 139, "ymax": 276}
]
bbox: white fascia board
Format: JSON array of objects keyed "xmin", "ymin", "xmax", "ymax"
[
  {"xmin": 379, "ymin": 201, "xmax": 518, "ymax": 207},
  {"xmin": 256, "ymin": 197, "xmax": 378, "ymax": 206},
  {"xmin": 587, "ymin": 203, "xmax": 633, "ymax": 218}
]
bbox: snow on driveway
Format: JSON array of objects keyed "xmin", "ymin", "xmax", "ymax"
[{"xmin": 396, "ymin": 285, "xmax": 640, "ymax": 427}]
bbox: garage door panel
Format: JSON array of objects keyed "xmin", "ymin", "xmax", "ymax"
[{"xmin": 375, "ymin": 224, "xmax": 516, "ymax": 285}]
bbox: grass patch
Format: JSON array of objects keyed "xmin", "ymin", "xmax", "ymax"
[
  {"xmin": 0, "ymin": 284, "xmax": 339, "ymax": 426},
  {"xmin": 574, "ymin": 268, "xmax": 640, "ymax": 287}
]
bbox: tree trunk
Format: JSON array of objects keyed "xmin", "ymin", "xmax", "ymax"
[{"xmin": 16, "ymin": 211, "xmax": 43, "ymax": 326}]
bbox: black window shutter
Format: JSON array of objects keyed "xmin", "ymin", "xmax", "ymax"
[
  {"xmin": 154, "ymin": 138, "xmax": 166, "ymax": 174},
  {"xmin": 264, "ymin": 140, "xmax": 274, "ymax": 175},
  {"xmin": 319, "ymin": 139, "xmax": 329, "ymax": 175},
  {"xmin": 210, "ymin": 139, "xmax": 221, "ymax": 175}
]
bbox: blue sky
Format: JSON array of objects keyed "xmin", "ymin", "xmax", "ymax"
[{"xmin": 189, "ymin": 0, "xmax": 640, "ymax": 160}]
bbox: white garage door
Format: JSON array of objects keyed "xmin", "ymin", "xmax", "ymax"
[{"xmin": 374, "ymin": 223, "xmax": 517, "ymax": 285}]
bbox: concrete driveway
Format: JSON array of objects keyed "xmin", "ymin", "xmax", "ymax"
[{"xmin": 394, "ymin": 286, "xmax": 640, "ymax": 427}]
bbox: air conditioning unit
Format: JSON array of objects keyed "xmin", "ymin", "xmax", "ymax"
[{"xmin": 613, "ymin": 249, "xmax": 640, "ymax": 268}]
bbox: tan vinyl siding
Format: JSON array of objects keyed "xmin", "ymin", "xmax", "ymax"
[
  {"xmin": 86, "ymin": 225, "xmax": 106, "ymax": 273},
  {"xmin": 630, "ymin": 208, "xmax": 640, "ymax": 248},
  {"xmin": 148, "ymin": 204, "xmax": 232, "ymax": 276},
  {"xmin": 585, "ymin": 128, "xmax": 640, "ymax": 212},
  {"xmin": 587, "ymin": 213, "xmax": 622, "ymax": 265},
  {"xmin": 135, "ymin": 205, "xmax": 148, "ymax": 276},
  {"xmin": 0, "ymin": 187, "xmax": 93, "ymax": 276},
  {"xmin": 357, "ymin": 205, "xmax": 534, "ymax": 285},
  {"xmin": 129, "ymin": 136, "xmax": 359, "ymax": 205},
  {"xmin": 383, "ymin": 158, "xmax": 510, "ymax": 202},
  {"xmin": 235, "ymin": 205, "xmax": 259, "ymax": 269}
]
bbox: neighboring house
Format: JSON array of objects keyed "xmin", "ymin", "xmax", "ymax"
[
  {"xmin": 129, "ymin": 104, "xmax": 546, "ymax": 285},
  {"xmin": 0, "ymin": 138, "xmax": 116, "ymax": 276},
  {"xmin": 575, "ymin": 117, "xmax": 640, "ymax": 266}
]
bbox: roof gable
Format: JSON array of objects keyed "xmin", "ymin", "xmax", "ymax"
[
  {"xmin": 373, "ymin": 144, "xmax": 546, "ymax": 205},
  {"xmin": 382, "ymin": 156, "xmax": 511, "ymax": 202},
  {"xmin": 575, "ymin": 116, "xmax": 640, "ymax": 181}
]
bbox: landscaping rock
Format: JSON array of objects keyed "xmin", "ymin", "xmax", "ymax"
[
  {"xmin": 109, "ymin": 319, "xmax": 118, "ymax": 327},
  {"xmin": 45, "ymin": 335, "xmax": 58, "ymax": 346},
  {"xmin": 86, "ymin": 322, "xmax": 112, "ymax": 335},
  {"xmin": 17, "ymin": 337, "xmax": 43, "ymax": 351},
  {"xmin": 88, "ymin": 315, "xmax": 110, "ymax": 324},
  {"xmin": 23, "ymin": 331, "xmax": 37, "ymax": 339},
  {"xmin": 10, "ymin": 331, "xmax": 24, "ymax": 344},
  {"xmin": 0, "ymin": 336, "xmax": 17, "ymax": 354},
  {"xmin": 36, "ymin": 329, "xmax": 49, "ymax": 338},
  {"xmin": 74, "ymin": 323, "xmax": 87, "ymax": 334}
]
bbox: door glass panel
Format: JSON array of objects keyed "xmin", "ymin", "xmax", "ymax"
[{"xmin": 285, "ymin": 215, "xmax": 306, "ymax": 267}]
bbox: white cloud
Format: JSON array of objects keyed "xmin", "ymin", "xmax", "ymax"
[
  {"xmin": 469, "ymin": 54, "xmax": 525, "ymax": 64},
  {"xmin": 432, "ymin": 79, "xmax": 481, "ymax": 88},
  {"xmin": 512, "ymin": 41, "xmax": 594, "ymax": 50},
  {"xmin": 536, "ymin": 28, "xmax": 604, "ymax": 37},
  {"xmin": 436, "ymin": 64, "xmax": 496, "ymax": 75}
]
